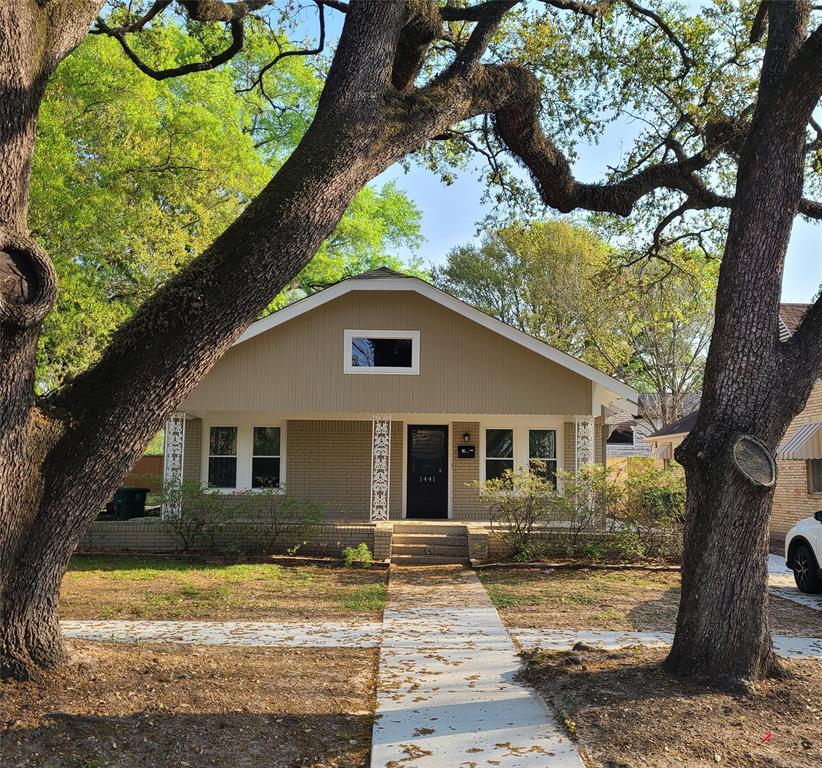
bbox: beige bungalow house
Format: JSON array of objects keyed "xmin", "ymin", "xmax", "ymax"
[
  {"xmin": 646, "ymin": 303, "xmax": 822, "ymax": 539},
  {"xmin": 158, "ymin": 268, "xmax": 636, "ymax": 549}
]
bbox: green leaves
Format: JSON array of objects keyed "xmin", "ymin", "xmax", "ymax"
[{"xmin": 31, "ymin": 22, "xmax": 422, "ymax": 392}]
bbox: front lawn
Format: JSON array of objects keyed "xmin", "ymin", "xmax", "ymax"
[
  {"xmin": 524, "ymin": 646, "xmax": 821, "ymax": 768},
  {"xmin": 1, "ymin": 639, "xmax": 376, "ymax": 768},
  {"xmin": 478, "ymin": 567, "xmax": 821, "ymax": 636},
  {"xmin": 61, "ymin": 556, "xmax": 387, "ymax": 621}
]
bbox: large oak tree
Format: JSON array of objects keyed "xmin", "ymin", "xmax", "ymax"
[{"xmin": 1, "ymin": 0, "xmax": 820, "ymax": 690}]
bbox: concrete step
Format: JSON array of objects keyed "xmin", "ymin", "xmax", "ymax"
[
  {"xmin": 391, "ymin": 543, "xmax": 469, "ymax": 558},
  {"xmin": 391, "ymin": 554, "xmax": 471, "ymax": 566},
  {"xmin": 392, "ymin": 533, "xmax": 468, "ymax": 546},
  {"xmin": 392, "ymin": 523, "xmax": 467, "ymax": 535}
]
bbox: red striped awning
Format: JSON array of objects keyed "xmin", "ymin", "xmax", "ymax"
[{"xmin": 778, "ymin": 423, "xmax": 822, "ymax": 460}]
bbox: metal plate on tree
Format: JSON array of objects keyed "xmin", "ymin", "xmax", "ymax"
[{"xmin": 732, "ymin": 434, "xmax": 776, "ymax": 487}]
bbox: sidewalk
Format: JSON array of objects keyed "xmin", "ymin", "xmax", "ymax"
[{"xmin": 370, "ymin": 566, "xmax": 583, "ymax": 768}]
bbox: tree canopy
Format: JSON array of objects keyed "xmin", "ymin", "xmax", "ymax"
[
  {"xmin": 435, "ymin": 219, "xmax": 716, "ymax": 425},
  {"xmin": 30, "ymin": 24, "xmax": 424, "ymax": 391}
]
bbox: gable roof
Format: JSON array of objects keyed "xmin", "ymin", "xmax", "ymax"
[
  {"xmin": 236, "ymin": 269, "xmax": 637, "ymax": 401},
  {"xmin": 778, "ymin": 303, "xmax": 809, "ymax": 341},
  {"xmin": 646, "ymin": 409, "xmax": 700, "ymax": 439}
]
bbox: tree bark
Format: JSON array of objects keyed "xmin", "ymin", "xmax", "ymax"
[
  {"xmin": 0, "ymin": 0, "xmax": 420, "ymax": 679},
  {"xmin": 664, "ymin": 1, "xmax": 820, "ymax": 689}
]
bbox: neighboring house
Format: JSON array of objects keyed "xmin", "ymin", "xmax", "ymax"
[
  {"xmin": 161, "ymin": 268, "xmax": 637, "ymax": 523},
  {"xmin": 605, "ymin": 393, "xmax": 700, "ymax": 461},
  {"xmin": 646, "ymin": 303, "xmax": 822, "ymax": 538}
]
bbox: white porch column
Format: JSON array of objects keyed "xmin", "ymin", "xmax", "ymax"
[
  {"xmin": 162, "ymin": 412, "xmax": 186, "ymax": 518},
  {"xmin": 574, "ymin": 416, "xmax": 595, "ymax": 471},
  {"xmin": 370, "ymin": 414, "xmax": 392, "ymax": 522}
]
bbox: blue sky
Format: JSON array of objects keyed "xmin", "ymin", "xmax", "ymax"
[{"xmin": 376, "ymin": 141, "xmax": 821, "ymax": 303}]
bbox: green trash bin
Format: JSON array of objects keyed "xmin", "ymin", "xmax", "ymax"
[{"xmin": 110, "ymin": 487, "xmax": 150, "ymax": 520}]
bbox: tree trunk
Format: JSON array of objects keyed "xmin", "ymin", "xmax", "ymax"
[
  {"xmin": 0, "ymin": 1, "xmax": 419, "ymax": 679},
  {"xmin": 664, "ymin": 2, "xmax": 820, "ymax": 689}
]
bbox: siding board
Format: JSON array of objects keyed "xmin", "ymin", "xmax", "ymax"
[{"xmin": 180, "ymin": 291, "xmax": 594, "ymax": 415}]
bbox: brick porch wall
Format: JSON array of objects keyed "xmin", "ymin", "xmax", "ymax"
[{"xmin": 79, "ymin": 520, "xmax": 376, "ymax": 556}]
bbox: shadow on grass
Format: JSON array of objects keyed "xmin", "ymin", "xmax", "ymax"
[{"xmin": 3, "ymin": 711, "xmax": 373, "ymax": 768}]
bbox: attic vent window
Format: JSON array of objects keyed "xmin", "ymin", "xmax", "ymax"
[{"xmin": 344, "ymin": 330, "xmax": 420, "ymax": 375}]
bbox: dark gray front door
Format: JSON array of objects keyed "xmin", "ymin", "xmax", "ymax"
[{"xmin": 406, "ymin": 425, "xmax": 449, "ymax": 519}]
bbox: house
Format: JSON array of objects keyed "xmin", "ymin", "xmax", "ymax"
[
  {"xmin": 160, "ymin": 268, "xmax": 637, "ymax": 529},
  {"xmin": 605, "ymin": 393, "xmax": 699, "ymax": 462},
  {"xmin": 645, "ymin": 303, "xmax": 822, "ymax": 539}
]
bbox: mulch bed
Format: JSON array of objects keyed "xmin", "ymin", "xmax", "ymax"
[
  {"xmin": 1, "ymin": 639, "xmax": 377, "ymax": 768},
  {"xmin": 523, "ymin": 645, "xmax": 822, "ymax": 768}
]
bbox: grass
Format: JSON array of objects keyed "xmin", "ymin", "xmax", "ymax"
[
  {"xmin": 62, "ymin": 555, "xmax": 386, "ymax": 621},
  {"xmin": 479, "ymin": 567, "xmax": 821, "ymax": 635}
]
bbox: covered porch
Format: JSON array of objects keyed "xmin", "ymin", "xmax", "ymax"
[{"xmin": 161, "ymin": 411, "xmax": 608, "ymax": 523}]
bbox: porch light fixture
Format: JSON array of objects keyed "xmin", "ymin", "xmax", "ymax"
[{"xmin": 463, "ymin": 432, "xmax": 471, "ymax": 443}]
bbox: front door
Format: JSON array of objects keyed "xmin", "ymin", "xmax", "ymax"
[{"xmin": 406, "ymin": 425, "xmax": 449, "ymax": 519}]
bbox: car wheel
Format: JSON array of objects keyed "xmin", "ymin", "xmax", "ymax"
[{"xmin": 792, "ymin": 543, "xmax": 822, "ymax": 594}]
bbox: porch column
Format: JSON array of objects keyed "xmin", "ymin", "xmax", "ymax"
[
  {"xmin": 369, "ymin": 414, "xmax": 392, "ymax": 522},
  {"xmin": 574, "ymin": 416, "xmax": 595, "ymax": 471},
  {"xmin": 162, "ymin": 412, "xmax": 186, "ymax": 518}
]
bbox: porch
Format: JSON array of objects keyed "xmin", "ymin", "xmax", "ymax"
[{"xmin": 161, "ymin": 412, "xmax": 608, "ymax": 523}]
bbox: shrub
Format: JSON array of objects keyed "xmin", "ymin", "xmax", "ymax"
[
  {"xmin": 471, "ymin": 467, "xmax": 556, "ymax": 560},
  {"xmin": 342, "ymin": 543, "xmax": 374, "ymax": 568},
  {"xmin": 157, "ymin": 482, "xmax": 324, "ymax": 555},
  {"xmin": 156, "ymin": 480, "xmax": 225, "ymax": 552},
  {"xmin": 472, "ymin": 460, "xmax": 684, "ymax": 564}
]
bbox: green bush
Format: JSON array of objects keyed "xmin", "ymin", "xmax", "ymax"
[
  {"xmin": 342, "ymin": 543, "xmax": 374, "ymax": 568},
  {"xmin": 472, "ymin": 459, "xmax": 684, "ymax": 564},
  {"xmin": 157, "ymin": 482, "xmax": 324, "ymax": 555}
]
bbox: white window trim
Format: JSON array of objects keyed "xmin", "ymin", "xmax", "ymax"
[
  {"xmin": 201, "ymin": 420, "xmax": 287, "ymax": 493},
  {"xmin": 483, "ymin": 427, "xmax": 515, "ymax": 481},
  {"xmin": 343, "ymin": 329, "xmax": 420, "ymax": 375},
  {"xmin": 251, "ymin": 426, "xmax": 283, "ymax": 490},
  {"xmin": 479, "ymin": 420, "xmax": 564, "ymax": 486},
  {"xmin": 528, "ymin": 427, "xmax": 559, "ymax": 481},
  {"xmin": 207, "ymin": 426, "xmax": 239, "ymax": 490}
]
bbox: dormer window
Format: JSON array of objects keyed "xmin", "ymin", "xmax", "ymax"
[{"xmin": 344, "ymin": 330, "xmax": 420, "ymax": 374}]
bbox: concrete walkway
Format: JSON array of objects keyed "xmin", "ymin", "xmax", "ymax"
[
  {"xmin": 509, "ymin": 628, "xmax": 822, "ymax": 659},
  {"xmin": 61, "ymin": 619, "xmax": 381, "ymax": 648},
  {"xmin": 370, "ymin": 567, "xmax": 583, "ymax": 768},
  {"xmin": 769, "ymin": 553, "xmax": 822, "ymax": 611}
]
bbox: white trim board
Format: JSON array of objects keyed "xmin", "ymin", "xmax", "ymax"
[{"xmin": 234, "ymin": 275, "xmax": 637, "ymax": 403}]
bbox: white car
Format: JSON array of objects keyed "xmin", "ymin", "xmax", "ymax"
[{"xmin": 785, "ymin": 511, "xmax": 822, "ymax": 593}]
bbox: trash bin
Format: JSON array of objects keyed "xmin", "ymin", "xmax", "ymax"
[{"xmin": 108, "ymin": 487, "xmax": 150, "ymax": 520}]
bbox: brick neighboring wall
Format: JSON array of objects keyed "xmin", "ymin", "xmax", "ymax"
[
  {"xmin": 452, "ymin": 421, "xmax": 488, "ymax": 521},
  {"xmin": 79, "ymin": 521, "xmax": 376, "ymax": 556},
  {"xmin": 772, "ymin": 379, "xmax": 822, "ymax": 538}
]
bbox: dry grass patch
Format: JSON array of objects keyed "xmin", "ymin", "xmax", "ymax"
[
  {"xmin": 523, "ymin": 646, "xmax": 821, "ymax": 768},
  {"xmin": 61, "ymin": 556, "xmax": 387, "ymax": 621},
  {"xmin": 1, "ymin": 639, "xmax": 376, "ymax": 768},
  {"xmin": 478, "ymin": 568, "xmax": 820, "ymax": 636}
]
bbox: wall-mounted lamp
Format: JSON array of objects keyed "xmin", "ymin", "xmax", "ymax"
[{"xmin": 463, "ymin": 432, "xmax": 471, "ymax": 443}]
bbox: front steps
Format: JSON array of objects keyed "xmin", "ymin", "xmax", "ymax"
[{"xmin": 390, "ymin": 523, "xmax": 470, "ymax": 565}]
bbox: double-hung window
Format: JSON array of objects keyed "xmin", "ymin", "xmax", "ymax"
[
  {"xmin": 485, "ymin": 429, "xmax": 514, "ymax": 481},
  {"xmin": 810, "ymin": 459, "xmax": 822, "ymax": 493},
  {"xmin": 529, "ymin": 429, "xmax": 558, "ymax": 487},
  {"xmin": 208, "ymin": 426, "xmax": 237, "ymax": 488},
  {"xmin": 252, "ymin": 427, "xmax": 281, "ymax": 488}
]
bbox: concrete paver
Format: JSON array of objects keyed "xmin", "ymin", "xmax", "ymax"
[{"xmin": 370, "ymin": 567, "xmax": 584, "ymax": 768}]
